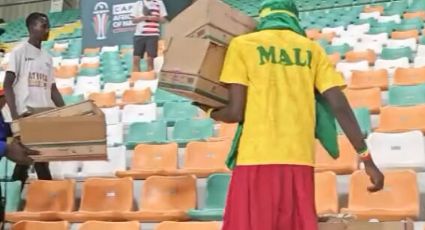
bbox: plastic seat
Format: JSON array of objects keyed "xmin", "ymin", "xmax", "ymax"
[
  {"xmin": 354, "ymin": 40, "xmax": 384, "ymax": 54},
  {"xmin": 58, "ymin": 177, "xmax": 133, "ymax": 222},
  {"xmin": 11, "ymin": 221, "xmax": 69, "ymax": 230},
  {"xmin": 79, "ymin": 68, "xmax": 100, "ymax": 76},
  {"xmin": 315, "ymin": 135, "xmax": 358, "ymax": 175},
  {"xmin": 0, "ymin": 158, "xmax": 16, "ymax": 180},
  {"xmin": 75, "ymin": 76, "xmax": 101, "ymax": 97},
  {"xmin": 125, "ymin": 121, "xmax": 167, "ymax": 149},
  {"xmin": 349, "ymin": 69, "xmax": 389, "ymax": 90},
  {"xmin": 331, "ymin": 36, "xmax": 358, "ymax": 48},
  {"xmin": 55, "ymin": 77, "xmax": 75, "ymax": 89},
  {"xmin": 179, "ymin": 141, "xmax": 231, "ymax": 177},
  {"xmin": 322, "ymin": 26, "xmax": 345, "ymax": 36},
  {"xmin": 375, "ymin": 58, "xmax": 410, "ymax": 75},
  {"xmin": 377, "ymin": 15, "xmax": 401, "ymax": 24},
  {"xmin": 122, "ymin": 88, "xmax": 152, "ymax": 105},
  {"xmin": 315, "ymin": 171, "xmax": 338, "ymax": 215},
  {"xmin": 88, "ymin": 92, "xmax": 116, "ymax": 108},
  {"xmin": 154, "ymin": 89, "xmax": 190, "ymax": 105},
  {"xmin": 344, "ymin": 88, "xmax": 382, "ymax": 114},
  {"xmin": 163, "ymin": 102, "xmax": 198, "ymax": 121},
  {"xmin": 363, "ymin": 5, "xmax": 384, "ymax": 14},
  {"xmin": 48, "ymin": 161, "xmax": 81, "ymax": 179},
  {"xmin": 121, "ymin": 103, "xmax": 157, "ymax": 124},
  {"xmin": 79, "ymin": 221, "xmax": 140, "ymax": 230},
  {"xmin": 376, "ymin": 105, "xmax": 425, "ymax": 133},
  {"xmin": 345, "ymin": 50, "xmax": 376, "ymax": 65},
  {"xmin": 155, "ymin": 221, "xmax": 221, "ymax": 230},
  {"xmin": 6, "ymin": 180, "xmax": 75, "ymax": 222},
  {"xmin": 134, "ymin": 79, "xmax": 159, "ymax": 93},
  {"xmin": 386, "ymin": 38, "xmax": 417, "ymax": 52},
  {"xmin": 359, "ymin": 12, "xmax": 380, "ymax": 20},
  {"xmin": 2, "ymin": 181, "xmax": 22, "ymax": 212},
  {"xmin": 325, "ymin": 44, "xmax": 351, "ymax": 57},
  {"xmin": 188, "ymin": 174, "xmax": 230, "ymax": 221},
  {"xmin": 58, "ymin": 87, "xmax": 74, "ymax": 96},
  {"xmin": 388, "ymin": 84, "xmax": 425, "ymax": 106},
  {"xmin": 341, "ymin": 170, "xmax": 419, "ymax": 221},
  {"xmin": 123, "ymin": 175, "xmax": 196, "ymax": 221},
  {"xmin": 213, "ymin": 122, "xmax": 238, "ymax": 140},
  {"xmin": 116, "ymin": 143, "xmax": 178, "ymax": 179},
  {"xmin": 403, "ymin": 11, "xmax": 425, "ymax": 20},
  {"xmin": 336, "ymin": 60, "xmax": 369, "ymax": 80},
  {"xmin": 361, "ymin": 33, "xmax": 388, "ymax": 44},
  {"xmin": 103, "ymin": 82, "xmax": 130, "ymax": 97},
  {"xmin": 327, "ymin": 53, "xmax": 340, "ymax": 66},
  {"xmin": 381, "ymin": 47, "xmax": 413, "ymax": 60},
  {"xmin": 414, "ymin": 56, "xmax": 425, "ymax": 67},
  {"xmin": 101, "ymin": 106, "xmax": 121, "ymax": 125},
  {"xmin": 107, "ymin": 123, "xmax": 124, "ymax": 146},
  {"xmin": 172, "ymin": 119, "xmax": 214, "ymax": 143},
  {"xmin": 367, "ymin": 131, "xmax": 425, "ymax": 170},
  {"xmin": 130, "ymin": 71, "xmax": 156, "ymax": 83},
  {"xmin": 54, "ymin": 65, "xmax": 78, "ymax": 78},
  {"xmin": 393, "ymin": 67, "xmax": 425, "ymax": 85},
  {"xmin": 80, "ymin": 146, "xmax": 126, "ymax": 178},
  {"xmin": 391, "ymin": 30, "xmax": 419, "ymax": 40},
  {"xmin": 346, "ymin": 23, "xmax": 371, "ymax": 35}
]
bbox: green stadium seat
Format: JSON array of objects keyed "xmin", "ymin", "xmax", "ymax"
[
  {"xmin": 381, "ymin": 47, "xmax": 413, "ymax": 61},
  {"xmin": 154, "ymin": 89, "xmax": 190, "ymax": 105},
  {"xmin": 62, "ymin": 94, "xmax": 84, "ymax": 105},
  {"xmin": 79, "ymin": 68, "xmax": 99, "ymax": 76},
  {"xmin": 103, "ymin": 72, "xmax": 128, "ymax": 83},
  {"xmin": 384, "ymin": 1, "xmax": 408, "ymax": 16},
  {"xmin": 163, "ymin": 102, "xmax": 198, "ymax": 121},
  {"xmin": 396, "ymin": 18, "xmax": 423, "ymax": 31},
  {"xmin": 419, "ymin": 36, "xmax": 425, "ymax": 45},
  {"xmin": 325, "ymin": 44, "xmax": 351, "ymax": 58},
  {"xmin": 172, "ymin": 119, "xmax": 214, "ymax": 143},
  {"xmin": 1, "ymin": 181, "xmax": 22, "ymax": 212},
  {"xmin": 0, "ymin": 158, "xmax": 16, "ymax": 181},
  {"xmin": 407, "ymin": 0, "xmax": 425, "ymax": 12},
  {"xmin": 126, "ymin": 121, "xmax": 167, "ymax": 149},
  {"xmin": 336, "ymin": 107, "xmax": 371, "ymax": 136},
  {"xmin": 388, "ymin": 84, "xmax": 425, "ymax": 106}
]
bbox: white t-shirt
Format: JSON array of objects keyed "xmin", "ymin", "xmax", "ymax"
[
  {"xmin": 132, "ymin": 0, "xmax": 167, "ymax": 37},
  {"xmin": 7, "ymin": 42, "xmax": 55, "ymax": 116}
]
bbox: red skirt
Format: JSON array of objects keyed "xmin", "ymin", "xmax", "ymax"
[{"xmin": 222, "ymin": 165, "xmax": 317, "ymax": 230}]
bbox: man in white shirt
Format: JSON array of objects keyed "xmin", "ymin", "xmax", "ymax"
[
  {"xmin": 131, "ymin": 0, "xmax": 167, "ymax": 72},
  {"xmin": 4, "ymin": 12, "xmax": 64, "ymax": 185}
]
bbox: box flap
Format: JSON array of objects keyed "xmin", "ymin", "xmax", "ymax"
[{"xmin": 200, "ymin": 43, "xmax": 227, "ymax": 82}]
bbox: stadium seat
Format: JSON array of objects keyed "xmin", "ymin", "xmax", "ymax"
[
  {"xmin": 325, "ymin": 44, "xmax": 351, "ymax": 57},
  {"xmin": 212, "ymin": 122, "xmax": 238, "ymax": 140},
  {"xmin": 155, "ymin": 221, "xmax": 221, "ymax": 230},
  {"xmin": 393, "ymin": 67, "xmax": 425, "ymax": 85},
  {"xmin": 58, "ymin": 87, "xmax": 74, "ymax": 96},
  {"xmin": 0, "ymin": 158, "xmax": 15, "ymax": 180},
  {"xmin": 6, "ymin": 180, "xmax": 75, "ymax": 222},
  {"xmin": 79, "ymin": 67, "xmax": 100, "ymax": 76},
  {"xmin": 130, "ymin": 71, "xmax": 156, "ymax": 83},
  {"xmin": 344, "ymin": 88, "xmax": 382, "ymax": 114},
  {"xmin": 354, "ymin": 40, "xmax": 383, "ymax": 54},
  {"xmin": 327, "ymin": 53, "xmax": 341, "ymax": 65},
  {"xmin": 386, "ymin": 38, "xmax": 417, "ymax": 52},
  {"xmin": 123, "ymin": 175, "xmax": 196, "ymax": 221},
  {"xmin": 322, "ymin": 26, "xmax": 345, "ymax": 36},
  {"xmin": 403, "ymin": 11, "xmax": 425, "ymax": 20},
  {"xmin": 125, "ymin": 121, "xmax": 167, "ymax": 149},
  {"xmin": 179, "ymin": 141, "xmax": 231, "ymax": 177},
  {"xmin": 341, "ymin": 170, "xmax": 419, "ymax": 221},
  {"xmin": 79, "ymin": 221, "xmax": 140, "ymax": 230},
  {"xmin": 48, "ymin": 161, "xmax": 80, "ymax": 179},
  {"xmin": 359, "ymin": 12, "xmax": 380, "ymax": 20},
  {"xmin": 101, "ymin": 106, "xmax": 121, "ymax": 125},
  {"xmin": 11, "ymin": 221, "xmax": 69, "ymax": 230},
  {"xmin": 172, "ymin": 119, "xmax": 214, "ymax": 143},
  {"xmin": 414, "ymin": 56, "xmax": 425, "ymax": 67},
  {"xmin": 336, "ymin": 60, "xmax": 369, "ymax": 80},
  {"xmin": 107, "ymin": 123, "xmax": 124, "ymax": 146},
  {"xmin": 80, "ymin": 146, "xmax": 126, "ymax": 177},
  {"xmin": 163, "ymin": 102, "xmax": 198, "ymax": 122},
  {"xmin": 345, "ymin": 50, "xmax": 377, "ymax": 65},
  {"xmin": 58, "ymin": 177, "xmax": 133, "ymax": 222},
  {"xmin": 2, "ymin": 181, "xmax": 22, "ymax": 212},
  {"xmin": 122, "ymin": 88, "xmax": 152, "ymax": 105},
  {"xmin": 375, "ymin": 57, "xmax": 410, "ymax": 75},
  {"xmin": 75, "ymin": 76, "xmax": 101, "ymax": 97},
  {"xmin": 381, "ymin": 47, "xmax": 414, "ymax": 60},
  {"xmin": 121, "ymin": 103, "xmax": 157, "ymax": 124},
  {"xmin": 376, "ymin": 105, "xmax": 425, "ymax": 133},
  {"xmin": 361, "ymin": 33, "xmax": 389, "ymax": 44},
  {"xmin": 154, "ymin": 89, "xmax": 190, "ymax": 105},
  {"xmin": 349, "ymin": 69, "xmax": 389, "ymax": 90},
  {"xmin": 346, "ymin": 23, "xmax": 371, "ymax": 35},
  {"xmin": 332, "ymin": 36, "xmax": 358, "ymax": 48},
  {"xmin": 54, "ymin": 65, "xmax": 78, "ymax": 78},
  {"xmin": 315, "ymin": 135, "xmax": 358, "ymax": 175},
  {"xmin": 367, "ymin": 131, "xmax": 425, "ymax": 170},
  {"xmin": 88, "ymin": 92, "xmax": 117, "ymax": 108},
  {"xmin": 60, "ymin": 58, "xmax": 79, "ymax": 67},
  {"xmin": 315, "ymin": 171, "xmax": 338, "ymax": 215},
  {"xmin": 116, "ymin": 143, "xmax": 179, "ymax": 179},
  {"xmin": 134, "ymin": 79, "xmax": 159, "ymax": 93},
  {"xmin": 363, "ymin": 5, "xmax": 384, "ymax": 14},
  {"xmin": 391, "ymin": 30, "xmax": 419, "ymax": 40},
  {"xmin": 103, "ymin": 82, "xmax": 131, "ymax": 97},
  {"xmin": 188, "ymin": 173, "xmax": 230, "ymax": 221},
  {"xmin": 388, "ymin": 84, "xmax": 425, "ymax": 106},
  {"xmin": 55, "ymin": 77, "xmax": 75, "ymax": 89}
]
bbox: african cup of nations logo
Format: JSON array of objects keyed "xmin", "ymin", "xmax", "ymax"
[{"xmin": 92, "ymin": 2, "xmax": 111, "ymax": 40}]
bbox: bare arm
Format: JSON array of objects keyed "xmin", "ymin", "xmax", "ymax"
[
  {"xmin": 4, "ymin": 71, "xmax": 19, "ymax": 120},
  {"xmin": 210, "ymin": 84, "xmax": 247, "ymax": 123},
  {"xmin": 51, "ymin": 83, "xmax": 65, "ymax": 107}
]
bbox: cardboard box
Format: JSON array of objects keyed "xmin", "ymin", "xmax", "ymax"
[
  {"xmin": 164, "ymin": 0, "xmax": 257, "ymax": 45},
  {"xmin": 12, "ymin": 101, "xmax": 107, "ymax": 162},
  {"xmin": 319, "ymin": 221, "xmax": 414, "ymax": 230},
  {"xmin": 159, "ymin": 37, "xmax": 228, "ymax": 107}
]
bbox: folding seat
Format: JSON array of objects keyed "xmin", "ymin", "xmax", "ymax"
[
  {"xmin": 121, "ymin": 103, "xmax": 157, "ymax": 124},
  {"xmin": 55, "ymin": 77, "xmax": 75, "ymax": 89},
  {"xmin": 363, "ymin": 5, "xmax": 384, "ymax": 14},
  {"xmin": 75, "ymin": 76, "xmax": 101, "ymax": 97},
  {"xmin": 60, "ymin": 58, "xmax": 79, "ymax": 67},
  {"xmin": 359, "ymin": 12, "xmax": 380, "ymax": 20},
  {"xmin": 322, "ymin": 26, "xmax": 345, "ymax": 36},
  {"xmin": 403, "ymin": 11, "xmax": 425, "ymax": 20},
  {"xmin": 386, "ymin": 39, "xmax": 417, "ymax": 52},
  {"xmin": 376, "ymin": 105, "xmax": 425, "ymax": 133},
  {"xmin": 361, "ymin": 33, "xmax": 388, "ymax": 44},
  {"xmin": 188, "ymin": 174, "xmax": 230, "ymax": 221},
  {"xmin": 393, "ymin": 67, "xmax": 425, "ymax": 85},
  {"xmin": 125, "ymin": 121, "xmax": 167, "ymax": 149},
  {"xmin": 122, "ymin": 88, "xmax": 152, "ymax": 105},
  {"xmin": 116, "ymin": 143, "xmax": 178, "ymax": 179},
  {"xmin": 213, "ymin": 122, "xmax": 238, "ymax": 140},
  {"xmin": 374, "ymin": 58, "xmax": 410, "ymax": 75},
  {"xmin": 103, "ymin": 72, "xmax": 128, "ymax": 84},
  {"xmin": 101, "ymin": 45, "xmax": 119, "ymax": 53},
  {"xmin": 388, "ymin": 84, "xmax": 425, "ymax": 106},
  {"xmin": 130, "ymin": 71, "xmax": 156, "ymax": 83},
  {"xmin": 103, "ymin": 82, "xmax": 130, "ymax": 97},
  {"xmin": 101, "ymin": 106, "xmax": 121, "ymax": 125},
  {"xmin": 346, "ymin": 23, "xmax": 371, "ymax": 37},
  {"xmin": 414, "ymin": 56, "xmax": 425, "ymax": 67},
  {"xmin": 349, "ymin": 69, "xmax": 389, "ymax": 90},
  {"xmin": 354, "ymin": 40, "xmax": 383, "ymax": 54},
  {"xmin": 377, "ymin": 15, "xmax": 401, "ymax": 23},
  {"xmin": 123, "ymin": 175, "xmax": 196, "ymax": 221},
  {"xmin": 80, "ymin": 146, "xmax": 126, "ymax": 178},
  {"xmin": 336, "ymin": 60, "xmax": 369, "ymax": 80},
  {"xmin": 344, "ymin": 88, "xmax": 382, "ymax": 114},
  {"xmin": 381, "ymin": 46, "xmax": 414, "ymax": 60},
  {"xmin": 80, "ymin": 56, "xmax": 100, "ymax": 68},
  {"xmin": 331, "ymin": 36, "xmax": 358, "ymax": 48},
  {"xmin": 345, "ymin": 50, "xmax": 377, "ymax": 65},
  {"xmin": 396, "ymin": 18, "xmax": 423, "ymax": 31},
  {"xmin": 54, "ymin": 65, "xmax": 78, "ymax": 78},
  {"xmin": 11, "ymin": 221, "xmax": 69, "ymax": 230},
  {"xmin": 155, "ymin": 221, "xmax": 221, "ymax": 230},
  {"xmin": 79, "ymin": 221, "xmax": 140, "ymax": 230},
  {"xmin": 327, "ymin": 53, "xmax": 340, "ymax": 66},
  {"xmin": 368, "ymin": 24, "xmax": 396, "ymax": 35},
  {"xmin": 134, "ymin": 79, "xmax": 159, "ymax": 93},
  {"xmin": 341, "ymin": 170, "xmax": 419, "ymax": 221},
  {"xmin": 78, "ymin": 67, "xmax": 100, "ymax": 76},
  {"xmin": 88, "ymin": 92, "xmax": 117, "ymax": 108},
  {"xmin": 6, "ymin": 180, "xmax": 75, "ymax": 222},
  {"xmin": 315, "ymin": 171, "xmax": 338, "ymax": 215},
  {"xmin": 367, "ymin": 131, "xmax": 425, "ymax": 170},
  {"xmin": 49, "ymin": 162, "xmax": 81, "ymax": 179},
  {"xmin": 107, "ymin": 123, "xmax": 124, "ymax": 146},
  {"xmin": 163, "ymin": 102, "xmax": 198, "ymax": 122},
  {"xmin": 57, "ymin": 86, "xmax": 74, "ymax": 96},
  {"xmin": 315, "ymin": 135, "xmax": 358, "ymax": 175},
  {"xmin": 325, "ymin": 44, "xmax": 351, "ymax": 58},
  {"xmin": 58, "ymin": 177, "xmax": 133, "ymax": 222},
  {"xmin": 179, "ymin": 141, "xmax": 231, "ymax": 177},
  {"xmin": 391, "ymin": 30, "xmax": 419, "ymax": 41},
  {"xmin": 172, "ymin": 119, "xmax": 214, "ymax": 144}
]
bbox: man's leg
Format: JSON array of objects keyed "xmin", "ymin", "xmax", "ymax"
[
  {"xmin": 34, "ymin": 162, "xmax": 52, "ymax": 180},
  {"xmin": 133, "ymin": 36, "xmax": 146, "ymax": 72},
  {"xmin": 12, "ymin": 164, "xmax": 29, "ymax": 190},
  {"xmin": 145, "ymin": 36, "xmax": 159, "ymax": 72}
]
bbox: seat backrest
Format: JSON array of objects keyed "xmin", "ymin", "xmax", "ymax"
[
  {"xmin": 388, "ymin": 84, "xmax": 425, "ymax": 106},
  {"xmin": 205, "ymin": 174, "xmax": 231, "ymax": 209},
  {"xmin": 141, "ymin": 175, "xmax": 196, "ymax": 211},
  {"xmin": 58, "ymin": 87, "xmax": 74, "ymax": 96},
  {"xmin": 79, "ymin": 221, "xmax": 140, "ymax": 230},
  {"xmin": 377, "ymin": 105, "xmax": 425, "ymax": 132},
  {"xmin": 134, "ymin": 79, "xmax": 159, "ymax": 93},
  {"xmin": 2, "ymin": 181, "xmax": 22, "ymax": 212},
  {"xmin": 315, "ymin": 171, "xmax": 338, "ymax": 215},
  {"xmin": 216, "ymin": 123, "xmax": 238, "ymax": 140},
  {"xmin": 172, "ymin": 119, "xmax": 214, "ymax": 141},
  {"xmin": 88, "ymin": 92, "xmax": 117, "ymax": 108},
  {"xmin": 336, "ymin": 107, "xmax": 371, "ymax": 135},
  {"xmin": 126, "ymin": 121, "xmax": 167, "ymax": 146},
  {"xmin": 81, "ymin": 146, "xmax": 126, "ymax": 176},
  {"xmin": 391, "ymin": 29, "xmax": 419, "ymax": 40},
  {"xmin": 122, "ymin": 88, "xmax": 152, "ymax": 104},
  {"xmin": 155, "ymin": 221, "xmax": 221, "ymax": 230},
  {"xmin": 344, "ymin": 88, "xmax": 382, "ymax": 113},
  {"xmin": 79, "ymin": 177, "xmax": 133, "ymax": 212},
  {"xmin": 183, "ymin": 140, "xmax": 231, "ymax": 169},
  {"xmin": 403, "ymin": 11, "xmax": 425, "ymax": 20},
  {"xmin": 24, "ymin": 180, "xmax": 75, "ymax": 212},
  {"xmin": 345, "ymin": 50, "xmax": 377, "ymax": 64},
  {"xmin": 381, "ymin": 47, "xmax": 413, "ymax": 60},
  {"xmin": 163, "ymin": 102, "xmax": 198, "ymax": 121},
  {"xmin": 315, "ymin": 135, "xmax": 358, "ymax": 173},
  {"xmin": 12, "ymin": 221, "xmax": 69, "ymax": 230},
  {"xmin": 350, "ymin": 69, "xmax": 388, "ymax": 90},
  {"xmin": 132, "ymin": 143, "xmax": 178, "ymax": 170},
  {"xmin": 130, "ymin": 71, "xmax": 156, "ymax": 82},
  {"xmin": 393, "ymin": 67, "xmax": 425, "ymax": 85},
  {"xmin": 122, "ymin": 103, "xmax": 157, "ymax": 124},
  {"xmin": 364, "ymin": 5, "xmax": 384, "ymax": 14}
]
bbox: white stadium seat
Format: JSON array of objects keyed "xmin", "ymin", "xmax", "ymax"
[
  {"xmin": 346, "ymin": 23, "xmax": 371, "ymax": 35},
  {"xmin": 80, "ymin": 146, "xmax": 126, "ymax": 177},
  {"xmin": 361, "ymin": 33, "xmax": 388, "ymax": 44},
  {"xmin": 375, "ymin": 57, "xmax": 410, "ymax": 75},
  {"xmin": 55, "ymin": 77, "xmax": 75, "ymax": 89},
  {"xmin": 60, "ymin": 58, "xmax": 79, "ymax": 66},
  {"xmin": 359, "ymin": 12, "xmax": 380, "ymax": 20},
  {"xmin": 74, "ymin": 75, "xmax": 101, "ymax": 98},
  {"xmin": 101, "ymin": 106, "xmax": 121, "ymax": 125},
  {"xmin": 386, "ymin": 38, "xmax": 417, "ymax": 51},
  {"xmin": 414, "ymin": 56, "xmax": 425, "ymax": 67},
  {"xmin": 107, "ymin": 123, "xmax": 124, "ymax": 146},
  {"xmin": 322, "ymin": 26, "xmax": 345, "ymax": 35},
  {"xmin": 49, "ymin": 161, "xmax": 81, "ymax": 179},
  {"xmin": 377, "ymin": 15, "xmax": 401, "ymax": 23},
  {"xmin": 336, "ymin": 60, "xmax": 369, "ymax": 80},
  {"xmin": 134, "ymin": 79, "xmax": 159, "ymax": 93},
  {"xmin": 122, "ymin": 103, "xmax": 157, "ymax": 124},
  {"xmin": 332, "ymin": 36, "xmax": 358, "ymax": 47},
  {"xmin": 354, "ymin": 40, "xmax": 384, "ymax": 54},
  {"xmin": 103, "ymin": 82, "xmax": 131, "ymax": 97}
]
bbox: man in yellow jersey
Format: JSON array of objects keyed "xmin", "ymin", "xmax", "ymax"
[{"xmin": 197, "ymin": 0, "xmax": 384, "ymax": 229}]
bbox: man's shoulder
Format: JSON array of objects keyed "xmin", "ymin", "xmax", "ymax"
[{"xmin": 10, "ymin": 42, "xmax": 27, "ymax": 55}]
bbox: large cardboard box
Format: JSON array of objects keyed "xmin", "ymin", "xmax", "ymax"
[
  {"xmin": 11, "ymin": 101, "xmax": 107, "ymax": 162},
  {"xmin": 164, "ymin": 0, "xmax": 257, "ymax": 45},
  {"xmin": 159, "ymin": 37, "xmax": 228, "ymax": 107}
]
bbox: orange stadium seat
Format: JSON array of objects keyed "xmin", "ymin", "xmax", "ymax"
[
  {"xmin": 393, "ymin": 67, "xmax": 425, "ymax": 85},
  {"xmin": 58, "ymin": 178, "xmax": 133, "ymax": 222},
  {"xmin": 345, "ymin": 50, "xmax": 377, "ymax": 65},
  {"xmin": 314, "ymin": 32, "xmax": 336, "ymax": 42},
  {"xmin": 306, "ymin": 28, "xmax": 321, "ymax": 39},
  {"xmin": 79, "ymin": 221, "xmax": 140, "ymax": 230},
  {"xmin": 179, "ymin": 141, "xmax": 231, "ymax": 177},
  {"xmin": 123, "ymin": 175, "xmax": 196, "ymax": 222},
  {"xmin": 315, "ymin": 135, "xmax": 358, "ymax": 175},
  {"xmin": 155, "ymin": 221, "xmax": 221, "ymax": 230},
  {"xmin": 11, "ymin": 221, "xmax": 69, "ymax": 230},
  {"xmin": 327, "ymin": 53, "xmax": 341, "ymax": 66},
  {"xmin": 88, "ymin": 92, "xmax": 117, "ymax": 108},
  {"xmin": 214, "ymin": 122, "xmax": 238, "ymax": 140},
  {"xmin": 122, "ymin": 88, "xmax": 152, "ymax": 105},
  {"xmin": 403, "ymin": 11, "xmax": 425, "ymax": 20},
  {"xmin": 391, "ymin": 30, "xmax": 419, "ymax": 40},
  {"xmin": 6, "ymin": 180, "xmax": 75, "ymax": 222},
  {"xmin": 344, "ymin": 88, "xmax": 382, "ymax": 114},
  {"xmin": 58, "ymin": 87, "xmax": 74, "ymax": 96},
  {"xmin": 376, "ymin": 105, "xmax": 425, "ymax": 133},
  {"xmin": 81, "ymin": 62, "xmax": 100, "ymax": 69},
  {"xmin": 84, "ymin": 48, "xmax": 100, "ymax": 55},
  {"xmin": 341, "ymin": 170, "xmax": 419, "ymax": 221},
  {"xmin": 130, "ymin": 71, "xmax": 156, "ymax": 82},
  {"xmin": 315, "ymin": 171, "xmax": 338, "ymax": 216},
  {"xmin": 54, "ymin": 65, "xmax": 78, "ymax": 78},
  {"xmin": 349, "ymin": 69, "xmax": 389, "ymax": 90},
  {"xmin": 363, "ymin": 5, "xmax": 384, "ymax": 14},
  {"xmin": 116, "ymin": 143, "xmax": 179, "ymax": 179}
]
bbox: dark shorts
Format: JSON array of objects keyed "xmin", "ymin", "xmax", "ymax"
[{"xmin": 133, "ymin": 36, "xmax": 159, "ymax": 58}]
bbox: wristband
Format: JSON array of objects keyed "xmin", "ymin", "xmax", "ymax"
[
  {"xmin": 358, "ymin": 148, "xmax": 372, "ymax": 161},
  {"xmin": 207, "ymin": 108, "xmax": 215, "ymax": 118}
]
